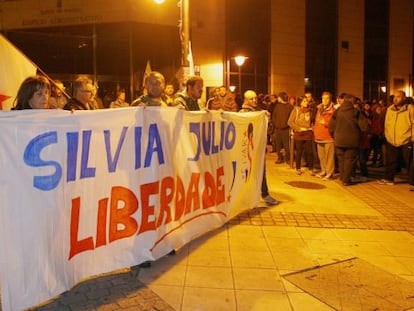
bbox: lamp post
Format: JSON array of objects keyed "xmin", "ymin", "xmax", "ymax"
[{"xmin": 234, "ymin": 55, "xmax": 247, "ymax": 94}]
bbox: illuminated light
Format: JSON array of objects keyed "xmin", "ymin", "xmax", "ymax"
[
  {"xmin": 234, "ymin": 55, "xmax": 247, "ymax": 67},
  {"xmin": 154, "ymin": 0, "xmax": 165, "ymax": 4},
  {"xmin": 380, "ymin": 86, "xmax": 386, "ymax": 93},
  {"xmin": 229, "ymin": 86, "xmax": 236, "ymax": 92}
]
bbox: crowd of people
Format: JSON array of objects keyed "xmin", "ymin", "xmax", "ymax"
[
  {"xmin": 10, "ymin": 73, "xmax": 414, "ymax": 197},
  {"xmin": 265, "ymin": 90, "xmax": 413, "ymax": 191}
]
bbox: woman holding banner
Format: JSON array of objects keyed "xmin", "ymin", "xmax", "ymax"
[{"xmin": 11, "ymin": 75, "xmax": 50, "ymax": 110}]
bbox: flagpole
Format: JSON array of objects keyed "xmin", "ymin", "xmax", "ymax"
[
  {"xmin": 92, "ymin": 23, "xmax": 97, "ymax": 88},
  {"xmin": 36, "ymin": 66, "xmax": 72, "ymax": 99},
  {"xmin": 129, "ymin": 26, "xmax": 134, "ymax": 102},
  {"xmin": 181, "ymin": 0, "xmax": 190, "ymax": 69},
  {"xmin": 178, "ymin": 0, "xmax": 190, "ymax": 89}
]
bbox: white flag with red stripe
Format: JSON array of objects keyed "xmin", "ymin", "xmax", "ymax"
[{"xmin": 0, "ymin": 34, "xmax": 37, "ymax": 110}]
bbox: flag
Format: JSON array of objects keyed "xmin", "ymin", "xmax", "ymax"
[
  {"xmin": 0, "ymin": 34, "xmax": 37, "ymax": 110},
  {"xmin": 142, "ymin": 60, "xmax": 152, "ymax": 88}
]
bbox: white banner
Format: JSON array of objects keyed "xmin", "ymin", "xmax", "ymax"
[{"xmin": 0, "ymin": 107, "xmax": 266, "ymax": 311}]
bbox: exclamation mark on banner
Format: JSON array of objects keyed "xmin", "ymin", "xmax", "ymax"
[{"xmin": 230, "ymin": 161, "xmax": 236, "ymax": 192}]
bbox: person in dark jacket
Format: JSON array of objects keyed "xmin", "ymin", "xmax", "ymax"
[
  {"xmin": 63, "ymin": 75, "xmax": 95, "ymax": 111},
  {"xmin": 173, "ymin": 75, "xmax": 203, "ymax": 111},
  {"xmin": 328, "ymin": 94, "xmax": 368, "ymax": 185},
  {"xmin": 271, "ymin": 91, "xmax": 293, "ymax": 164}
]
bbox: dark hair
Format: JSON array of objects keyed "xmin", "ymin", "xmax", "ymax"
[
  {"xmin": 73, "ymin": 75, "xmax": 93, "ymax": 97},
  {"xmin": 247, "ymin": 122, "xmax": 253, "ymax": 139},
  {"xmin": 185, "ymin": 76, "xmax": 203, "ymax": 89},
  {"xmin": 343, "ymin": 94, "xmax": 356, "ymax": 106},
  {"xmin": 277, "ymin": 91, "xmax": 289, "ymax": 103},
  {"xmin": 12, "ymin": 75, "xmax": 50, "ymax": 110},
  {"xmin": 337, "ymin": 93, "xmax": 347, "ymax": 100},
  {"xmin": 296, "ymin": 96, "xmax": 305, "ymax": 106},
  {"xmin": 117, "ymin": 89, "xmax": 126, "ymax": 97}
]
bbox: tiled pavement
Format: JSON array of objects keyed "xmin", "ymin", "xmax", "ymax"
[{"xmin": 5, "ymin": 152, "xmax": 414, "ymax": 310}]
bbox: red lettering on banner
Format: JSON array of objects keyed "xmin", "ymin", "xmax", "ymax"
[
  {"xmin": 202, "ymin": 167, "xmax": 225, "ymax": 208},
  {"xmin": 186, "ymin": 173, "xmax": 200, "ymax": 214},
  {"xmin": 216, "ymin": 166, "xmax": 225, "ymax": 205},
  {"xmin": 68, "ymin": 167, "xmax": 227, "ymax": 259},
  {"xmin": 139, "ymin": 181, "xmax": 158, "ymax": 234},
  {"xmin": 96, "ymin": 198, "xmax": 108, "ymax": 247},
  {"xmin": 174, "ymin": 176, "xmax": 185, "ymax": 221},
  {"xmin": 109, "ymin": 186, "xmax": 139, "ymax": 242},
  {"xmin": 157, "ymin": 176, "xmax": 174, "ymax": 227},
  {"xmin": 202, "ymin": 172, "xmax": 216, "ymax": 209},
  {"xmin": 69, "ymin": 197, "xmax": 94, "ymax": 259}
]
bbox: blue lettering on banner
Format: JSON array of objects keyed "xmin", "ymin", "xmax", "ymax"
[
  {"xmin": 23, "ymin": 124, "xmax": 165, "ymax": 191},
  {"xmin": 145, "ymin": 123, "xmax": 165, "ymax": 167},
  {"xmin": 188, "ymin": 121, "xmax": 236, "ymax": 161},
  {"xmin": 23, "ymin": 131, "xmax": 62, "ymax": 191},
  {"xmin": 105, "ymin": 126, "xmax": 128, "ymax": 172},
  {"xmin": 80, "ymin": 130, "xmax": 96, "ymax": 178},
  {"xmin": 66, "ymin": 132, "xmax": 79, "ymax": 182}
]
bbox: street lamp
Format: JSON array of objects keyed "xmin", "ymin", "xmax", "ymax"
[{"xmin": 234, "ymin": 55, "xmax": 247, "ymax": 94}]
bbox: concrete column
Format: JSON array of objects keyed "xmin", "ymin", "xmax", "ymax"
[
  {"xmin": 269, "ymin": 0, "xmax": 305, "ymax": 96},
  {"xmin": 388, "ymin": 0, "xmax": 414, "ymax": 96},
  {"xmin": 337, "ymin": 0, "xmax": 365, "ymax": 98}
]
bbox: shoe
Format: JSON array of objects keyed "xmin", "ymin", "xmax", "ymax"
[
  {"xmin": 351, "ymin": 176, "xmax": 358, "ymax": 183},
  {"xmin": 323, "ymin": 174, "xmax": 332, "ymax": 181},
  {"xmin": 342, "ymin": 181, "xmax": 355, "ymax": 186},
  {"xmin": 275, "ymin": 156, "xmax": 284, "ymax": 164},
  {"xmin": 316, "ymin": 171, "xmax": 326, "ymax": 178},
  {"xmin": 377, "ymin": 179, "xmax": 394, "ymax": 185},
  {"xmin": 262, "ymin": 195, "xmax": 279, "ymax": 206},
  {"xmin": 360, "ymin": 176, "xmax": 368, "ymax": 182},
  {"xmin": 296, "ymin": 169, "xmax": 302, "ymax": 175},
  {"xmin": 409, "ymin": 185, "xmax": 414, "ymax": 192}
]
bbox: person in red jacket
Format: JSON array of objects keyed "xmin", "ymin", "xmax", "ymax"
[{"xmin": 313, "ymin": 92, "xmax": 336, "ymax": 180}]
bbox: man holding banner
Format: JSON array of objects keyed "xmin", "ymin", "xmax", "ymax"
[
  {"xmin": 240, "ymin": 90, "xmax": 279, "ymax": 206},
  {"xmin": 131, "ymin": 71, "xmax": 168, "ymax": 107},
  {"xmin": 173, "ymin": 75, "xmax": 203, "ymax": 111},
  {"xmin": 63, "ymin": 75, "xmax": 96, "ymax": 110}
]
